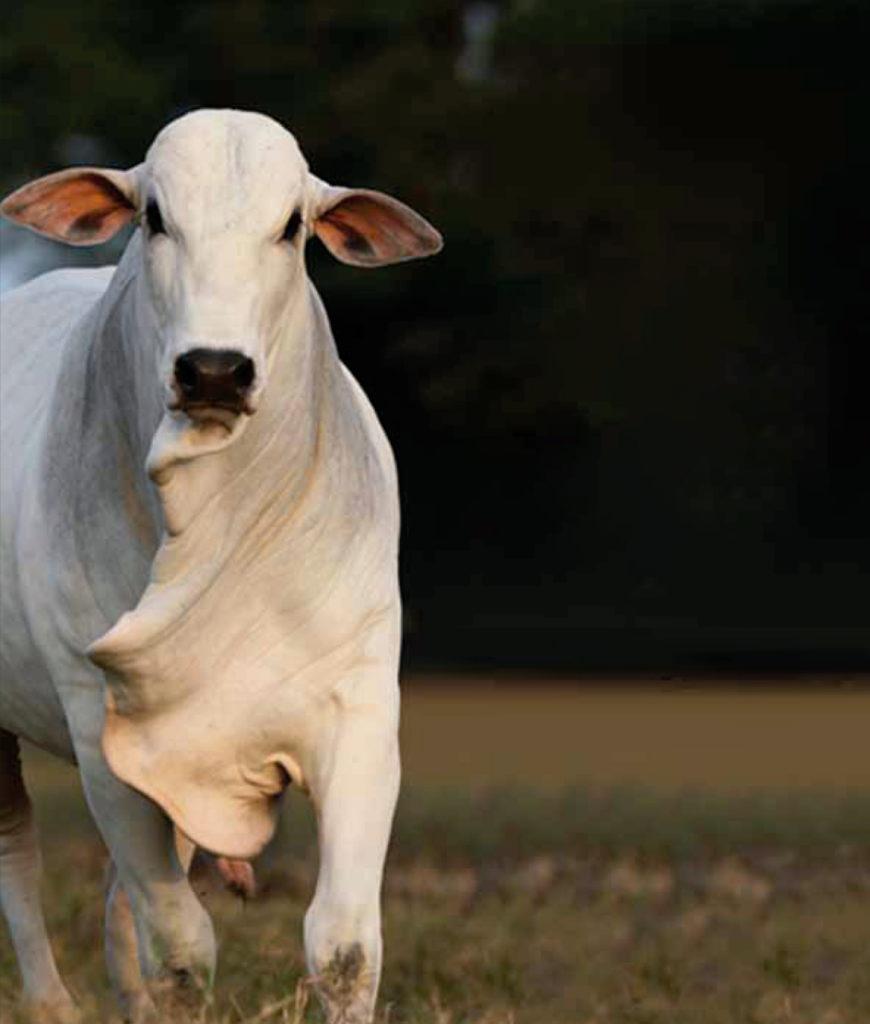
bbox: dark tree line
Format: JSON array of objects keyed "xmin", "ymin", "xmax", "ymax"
[{"xmin": 3, "ymin": 1, "xmax": 868, "ymax": 670}]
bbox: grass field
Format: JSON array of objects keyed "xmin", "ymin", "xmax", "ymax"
[{"xmin": 2, "ymin": 680, "xmax": 869, "ymax": 1023}]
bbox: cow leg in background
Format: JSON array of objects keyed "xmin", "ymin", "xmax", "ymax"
[
  {"xmin": 104, "ymin": 861, "xmax": 156, "ymax": 1023},
  {"xmin": 0, "ymin": 729, "xmax": 81, "ymax": 1024},
  {"xmin": 73, "ymin": 744, "xmax": 216, "ymax": 1010},
  {"xmin": 304, "ymin": 714, "xmax": 400, "ymax": 1024}
]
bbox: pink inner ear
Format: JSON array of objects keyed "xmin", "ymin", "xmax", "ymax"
[
  {"xmin": 315, "ymin": 192, "xmax": 441, "ymax": 267},
  {"xmin": 2, "ymin": 171, "xmax": 135, "ymax": 245}
]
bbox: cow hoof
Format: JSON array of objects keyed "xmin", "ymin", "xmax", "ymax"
[
  {"xmin": 148, "ymin": 967, "xmax": 210, "ymax": 1019},
  {"xmin": 23, "ymin": 995, "xmax": 83, "ymax": 1024},
  {"xmin": 119, "ymin": 990, "xmax": 158, "ymax": 1023},
  {"xmin": 313, "ymin": 944, "xmax": 377, "ymax": 1024}
]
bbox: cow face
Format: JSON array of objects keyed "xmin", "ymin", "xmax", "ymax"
[
  {"xmin": 139, "ymin": 111, "xmax": 313, "ymax": 424},
  {"xmin": 0, "ymin": 110, "xmax": 441, "ymax": 428}
]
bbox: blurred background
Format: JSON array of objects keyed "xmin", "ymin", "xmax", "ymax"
[
  {"xmin": 3, "ymin": 4, "xmax": 870, "ymax": 1022},
  {"xmin": 3, "ymin": 0, "xmax": 868, "ymax": 674}
]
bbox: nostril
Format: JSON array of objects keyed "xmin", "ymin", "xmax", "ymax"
[
  {"xmin": 233, "ymin": 357, "xmax": 255, "ymax": 392},
  {"xmin": 172, "ymin": 349, "xmax": 255, "ymax": 412},
  {"xmin": 174, "ymin": 353, "xmax": 199, "ymax": 394}
]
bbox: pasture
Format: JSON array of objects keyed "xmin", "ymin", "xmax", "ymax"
[{"xmin": 2, "ymin": 680, "xmax": 869, "ymax": 1024}]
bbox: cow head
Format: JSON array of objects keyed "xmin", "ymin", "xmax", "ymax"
[{"xmin": 1, "ymin": 109, "xmax": 442, "ymax": 426}]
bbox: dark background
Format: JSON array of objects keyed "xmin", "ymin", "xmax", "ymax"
[{"xmin": 2, "ymin": 0, "xmax": 868, "ymax": 672}]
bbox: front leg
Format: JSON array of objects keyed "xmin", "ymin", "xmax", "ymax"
[
  {"xmin": 304, "ymin": 708, "xmax": 400, "ymax": 1024},
  {"xmin": 73, "ymin": 741, "xmax": 216, "ymax": 1012},
  {"xmin": 104, "ymin": 832, "xmax": 250, "ymax": 1022}
]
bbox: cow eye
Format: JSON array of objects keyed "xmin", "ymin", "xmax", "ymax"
[
  {"xmin": 282, "ymin": 209, "xmax": 302, "ymax": 243},
  {"xmin": 145, "ymin": 199, "xmax": 165, "ymax": 236}
]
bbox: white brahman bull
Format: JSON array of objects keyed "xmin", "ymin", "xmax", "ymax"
[{"xmin": 0, "ymin": 108, "xmax": 441, "ymax": 1023}]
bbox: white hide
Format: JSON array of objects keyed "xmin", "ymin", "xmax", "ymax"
[{"xmin": 0, "ymin": 109, "xmax": 440, "ymax": 1022}]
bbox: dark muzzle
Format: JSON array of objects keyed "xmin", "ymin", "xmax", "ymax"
[{"xmin": 174, "ymin": 348, "xmax": 256, "ymax": 415}]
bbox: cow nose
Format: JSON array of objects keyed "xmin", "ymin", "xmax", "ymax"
[{"xmin": 174, "ymin": 348, "xmax": 256, "ymax": 413}]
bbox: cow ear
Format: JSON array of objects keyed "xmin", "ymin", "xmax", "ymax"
[
  {"xmin": 0, "ymin": 166, "xmax": 140, "ymax": 246},
  {"xmin": 311, "ymin": 177, "xmax": 442, "ymax": 267}
]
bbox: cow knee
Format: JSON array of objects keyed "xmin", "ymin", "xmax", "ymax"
[
  {"xmin": 143, "ymin": 896, "xmax": 215, "ymax": 984},
  {"xmin": 304, "ymin": 898, "xmax": 380, "ymax": 1023}
]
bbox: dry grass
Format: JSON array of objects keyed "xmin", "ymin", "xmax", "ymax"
[{"xmin": 2, "ymin": 681, "xmax": 869, "ymax": 1023}]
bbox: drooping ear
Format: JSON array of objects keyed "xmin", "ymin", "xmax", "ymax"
[
  {"xmin": 311, "ymin": 176, "xmax": 442, "ymax": 267},
  {"xmin": 0, "ymin": 166, "xmax": 140, "ymax": 246}
]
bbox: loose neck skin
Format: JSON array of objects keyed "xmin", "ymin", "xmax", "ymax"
[{"xmin": 83, "ymin": 232, "xmax": 397, "ymax": 671}]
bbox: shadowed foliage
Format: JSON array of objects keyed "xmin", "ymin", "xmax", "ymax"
[{"xmin": 2, "ymin": 0, "xmax": 868, "ymax": 670}]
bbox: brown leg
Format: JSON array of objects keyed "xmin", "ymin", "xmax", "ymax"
[
  {"xmin": 0, "ymin": 729, "xmax": 80, "ymax": 1023},
  {"xmin": 104, "ymin": 860, "xmax": 156, "ymax": 1022}
]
